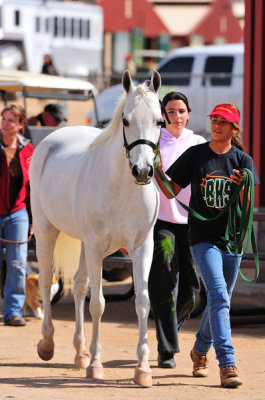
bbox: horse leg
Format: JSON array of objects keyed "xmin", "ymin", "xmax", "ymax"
[
  {"xmin": 73, "ymin": 242, "xmax": 90, "ymax": 369},
  {"xmin": 35, "ymin": 226, "xmax": 59, "ymax": 361},
  {"xmin": 84, "ymin": 246, "xmax": 105, "ymax": 380},
  {"xmin": 131, "ymin": 235, "xmax": 154, "ymax": 387}
]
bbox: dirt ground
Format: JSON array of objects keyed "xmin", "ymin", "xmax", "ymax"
[{"xmin": 0, "ymin": 280, "xmax": 265, "ymax": 400}]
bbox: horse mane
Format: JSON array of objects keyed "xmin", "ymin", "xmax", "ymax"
[
  {"xmin": 88, "ymin": 81, "xmax": 152, "ymax": 152},
  {"xmin": 88, "ymin": 94, "xmax": 126, "ymax": 151}
]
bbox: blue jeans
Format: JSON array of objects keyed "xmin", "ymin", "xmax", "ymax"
[
  {"xmin": 0, "ymin": 209, "xmax": 29, "ymax": 320},
  {"xmin": 190, "ymin": 242, "xmax": 241, "ymax": 368}
]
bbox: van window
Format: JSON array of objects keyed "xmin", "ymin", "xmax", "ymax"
[
  {"xmin": 203, "ymin": 56, "xmax": 234, "ymax": 86},
  {"xmin": 158, "ymin": 57, "xmax": 194, "ymax": 86}
]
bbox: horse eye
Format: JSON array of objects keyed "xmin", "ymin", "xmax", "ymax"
[
  {"xmin": 156, "ymin": 120, "xmax": 164, "ymax": 127},
  {"xmin": 122, "ymin": 118, "xmax": 129, "ymax": 127}
]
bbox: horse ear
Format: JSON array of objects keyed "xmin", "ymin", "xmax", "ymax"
[
  {"xmin": 150, "ymin": 69, "xmax": 161, "ymax": 93},
  {"xmin": 122, "ymin": 70, "xmax": 134, "ymax": 93}
]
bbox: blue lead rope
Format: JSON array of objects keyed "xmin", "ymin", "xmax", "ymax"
[{"xmin": 155, "ymin": 165, "xmax": 259, "ymax": 282}]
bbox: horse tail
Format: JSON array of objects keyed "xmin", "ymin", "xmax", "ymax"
[{"xmin": 53, "ymin": 232, "xmax": 81, "ymax": 292}]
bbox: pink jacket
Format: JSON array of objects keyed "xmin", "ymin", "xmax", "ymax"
[
  {"xmin": 0, "ymin": 133, "xmax": 34, "ymax": 221},
  {"xmin": 158, "ymin": 127, "xmax": 206, "ymax": 224}
]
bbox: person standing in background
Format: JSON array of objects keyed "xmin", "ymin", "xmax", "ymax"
[
  {"xmin": 148, "ymin": 92, "xmax": 206, "ymax": 368},
  {"xmin": 0, "ymin": 104, "xmax": 34, "ymax": 326},
  {"xmin": 41, "ymin": 54, "xmax": 58, "ymax": 75},
  {"xmin": 28, "ymin": 103, "xmax": 67, "ymax": 127}
]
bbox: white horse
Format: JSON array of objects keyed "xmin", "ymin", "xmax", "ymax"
[{"xmin": 29, "ymin": 70, "xmax": 162, "ymax": 387}]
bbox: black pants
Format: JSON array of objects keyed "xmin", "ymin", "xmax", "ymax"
[{"xmin": 148, "ymin": 219, "xmax": 199, "ymax": 354}]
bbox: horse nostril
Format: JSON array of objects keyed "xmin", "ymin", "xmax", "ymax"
[
  {"xmin": 148, "ymin": 165, "xmax": 154, "ymax": 178},
  {"xmin": 132, "ymin": 165, "xmax": 139, "ymax": 177}
]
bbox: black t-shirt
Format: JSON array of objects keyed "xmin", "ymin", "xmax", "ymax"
[{"xmin": 166, "ymin": 142, "xmax": 259, "ymax": 248}]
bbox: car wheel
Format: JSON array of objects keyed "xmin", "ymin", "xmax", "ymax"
[{"xmin": 102, "ymin": 250, "xmax": 132, "ymax": 282}]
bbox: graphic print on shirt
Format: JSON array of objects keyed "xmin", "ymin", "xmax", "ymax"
[{"xmin": 200, "ymin": 170, "xmax": 232, "ymax": 209}]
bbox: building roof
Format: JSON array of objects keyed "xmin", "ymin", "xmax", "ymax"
[
  {"xmin": 153, "ymin": 0, "xmax": 243, "ymax": 43},
  {"xmin": 98, "ymin": 0, "xmax": 169, "ymax": 37},
  {"xmin": 191, "ymin": 0, "xmax": 243, "ymax": 43},
  {"xmin": 153, "ymin": 5, "xmax": 209, "ymax": 36}
]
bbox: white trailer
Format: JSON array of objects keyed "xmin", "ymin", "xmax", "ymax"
[{"xmin": 0, "ymin": 0, "xmax": 103, "ymax": 77}]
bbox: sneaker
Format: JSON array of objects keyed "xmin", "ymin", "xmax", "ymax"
[
  {"xmin": 158, "ymin": 352, "xmax": 176, "ymax": 369},
  {"xmin": 4, "ymin": 316, "xmax": 26, "ymax": 326},
  {"xmin": 190, "ymin": 347, "xmax": 208, "ymax": 377},
  {"xmin": 220, "ymin": 366, "xmax": 242, "ymax": 388}
]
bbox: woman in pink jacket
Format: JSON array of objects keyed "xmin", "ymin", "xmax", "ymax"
[
  {"xmin": 0, "ymin": 104, "xmax": 34, "ymax": 326},
  {"xmin": 148, "ymin": 92, "xmax": 205, "ymax": 368}
]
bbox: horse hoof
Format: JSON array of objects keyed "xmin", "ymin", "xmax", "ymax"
[
  {"xmin": 86, "ymin": 365, "xmax": 104, "ymax": 380},
  {"xmin": 37, "ymin": 341, "xmax": 54, "ymax": 361},
  {"xmin": 134, "ymin": 368, "xmax": 152, "ymax": 387},
  {"xmin": 74, "ymin": 354, "xmax": 90, "ymax": 369}
]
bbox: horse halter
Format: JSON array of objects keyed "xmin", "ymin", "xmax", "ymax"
[{"xmin": 122, "ymin": 116, "xmax": 160, "ymax": 168}]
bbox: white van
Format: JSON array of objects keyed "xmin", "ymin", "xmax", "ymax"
[
  {"xmin": 156, "ymin": 43, "xmax": 244, "ymax": 138},
  {"xmin": 87, "ymin": 43, "xmax": 243, "ymax": 137}
]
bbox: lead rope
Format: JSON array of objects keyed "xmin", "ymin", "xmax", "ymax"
[
  {"xmin": 0, "ymin": 234, "xmax": 33, "ymax": 245},
  {"xmin": 155, "ymin": 163, "xmax": 259, "ymax": 282}
]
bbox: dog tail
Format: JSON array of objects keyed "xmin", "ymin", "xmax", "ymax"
[{"xmin": 53, "ymin": 232, "xmax": 81, "ymax": 292}]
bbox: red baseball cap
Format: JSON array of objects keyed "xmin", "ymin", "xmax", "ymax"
[{"xmin": 207, "ymin": 104, "xmax": 240, "ymax": 125}]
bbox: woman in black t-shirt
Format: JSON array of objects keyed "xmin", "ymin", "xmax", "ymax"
[{"xmin": 155, "ymin": 103, "xmax": 259, "ymax": 388}]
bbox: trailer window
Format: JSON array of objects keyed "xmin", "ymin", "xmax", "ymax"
[
  {"xmin": 86, "ymin": 20, "xmax": 90, "ymax": 39},
  {"xmin": 14, "ymin": 10, "xmax": 20, "ymax": 26},
  {"xmin": 35, "ymin": 16, "xmax": 40, "ymax": 33},
  {"xmin": 71, "ymin": 18, "xmax": 75, "ymax": 38},
  {"xmin": 45, "ymin": 18, "xmax": 49, "ymax": 33},
  {"xmin": 79, "ymin": 19, "xmax": 82, "ymax": 38},
  {"xmin": 157, "ymin": 57, "xmax": 194, "ymax": 85},
  {"xmin": 63, "ymin": 18, "xmax": 66, "ymax": 37},
  {"xmin": 53, "ymin": 17, "xmax": 58, "ymax": 37},
  {"xmin": 203, "ymin": 56, "xmax": 234, "ymax": 86}
]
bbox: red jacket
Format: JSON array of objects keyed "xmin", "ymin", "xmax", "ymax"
[{"xmin": 0, "ymin": 134, "xmax": 34, "ymax": 220}]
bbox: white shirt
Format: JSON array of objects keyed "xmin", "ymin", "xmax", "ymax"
[{"xmin": 158, "ymin": 127, "xmax": 206, "ymax": 224}]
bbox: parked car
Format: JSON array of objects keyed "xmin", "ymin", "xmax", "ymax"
[
  {"xmin": 0, "ymin": 68, "xmax": 99, "ymax": 146},
  {"xmin": 87, "ymin": 43, "xmax": 243, "ymax": 138},
  {"xmin": 156, "ymin": 43, "xmax": 244, "ymax": 138}
]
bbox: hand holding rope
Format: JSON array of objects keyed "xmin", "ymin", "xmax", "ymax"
[{"xmin": 155, "ymin": 163, "xmax": 259, "ymax": 282}]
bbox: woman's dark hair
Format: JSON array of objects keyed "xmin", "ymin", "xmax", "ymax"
[
  {"xmin": 1, "ymin": 104, "xmax": 26, "ymax": 135},
  {"xmin": 161, "ymin": 91, "xmax": 191, "ymax": 113},
  {"xmin": 161, "ymin": 92, "xmax": 191, "ymax": 127}
]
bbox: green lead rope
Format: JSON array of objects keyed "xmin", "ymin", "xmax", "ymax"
[{"xmin": 155, "ymin": 165, "xmax": 259, "ymax": 282}]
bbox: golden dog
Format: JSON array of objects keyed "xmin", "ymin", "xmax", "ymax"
[{"xmin": 24, "ymin": 274, "xmax": 61, "ymax": 319}]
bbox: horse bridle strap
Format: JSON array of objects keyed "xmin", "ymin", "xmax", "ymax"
[
  {"xmin": 123, "ymin": 125, "xmax": 160, "ymax": 165},
  {"xmin": 123, "ymin": 127, "xmax": 159, "ymax": 152}
]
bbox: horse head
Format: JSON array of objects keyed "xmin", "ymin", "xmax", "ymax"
[{"xmin": 122, "ymin": 69, "xmax": 163, "ymax": 185}]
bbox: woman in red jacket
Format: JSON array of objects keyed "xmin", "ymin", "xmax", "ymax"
[{"xmin": 0, "ymin": 104, "xmax": 34, "ymax": 326}]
